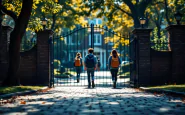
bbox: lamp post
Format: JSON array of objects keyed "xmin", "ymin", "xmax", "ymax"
[
  {"xmin": 174, "ymin": 11, "xmax": 182, "ymax": 25},
  {"xmin": 41, "ymin": 18, "xmax": 48, "ymax": 30},
  {"xmin": 139, "ymin": 17, "xmax": 146, "ymax": 28},
  {"xmin": 0, "ymin": 10, "xmax": 5, "ymax": 26}
]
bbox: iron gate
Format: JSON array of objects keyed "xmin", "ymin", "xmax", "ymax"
[
  {"xmin": 50, "ymin": 24, "xmax": 131, "ymax": 87},
  {"xmin": 129, "ymin": 36, "xmax": 138, "ymax": 87}
]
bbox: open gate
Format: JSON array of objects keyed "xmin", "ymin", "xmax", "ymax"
[{"xmin": 50, "ymin": 24, "xmax": 131, "ymax": 87}]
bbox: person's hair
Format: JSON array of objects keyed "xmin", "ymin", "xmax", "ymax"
[
  {"xmin": 75, "ymin": 52, "xmax": 81, "ymax": 59},
  {"xmin": 88, "ymin": 48, "xmax": 94, "ymax": 53},
  {"xmin": 111, "ymin": 49, "xmax": 119, "ymax": 58}
]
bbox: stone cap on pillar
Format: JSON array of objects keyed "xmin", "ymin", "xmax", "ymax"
[
  {"xmin": 166, "ymin": 25, "xmax": 185, "ymax": 31},
  {"xmin": 132, "ymin": 28, "xmax": 153, "ymax": 41},
  {"xmin": 36, "ymin": 29, "xmax": 54, "ymax": 36},
  {"xmin": 132, "ymin": 28, "xmax": 153, "ymax": 35},
  {"xmin": 2, "ymin": 26, "xmax": 13, "ymax": 32},
  {"xmin": 36, "ymin": 29, "xmax": 54, "ymax": 44}
]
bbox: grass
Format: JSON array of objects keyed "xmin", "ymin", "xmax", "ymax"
[
  {"xmin": 119, "ymin": 72, "xmax": 130, "ymax": 78},
  {"xmin": 63, "ymin": 71, "xmax": 76, "ymax": 76},
  {"xmin": 54, "ymin": 70, "xmax": 76, "ymax": 78},
  {"xmin": 119, "ymin": 72, "xmax": 130, "ymax": 76},
  {"xmin": 54, "ymin": 69, "xmax": 76, "ymax": 76},
  {"xmin": 147, "ymin": 84, "xmax": 185, "ymax": 93},
  {"xmin": 0, "ymin": 86, "xmax": 44, "ymax": 95}
]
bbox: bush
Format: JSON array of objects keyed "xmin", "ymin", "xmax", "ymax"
[
  {"xmin": 60, "ymin": 66, "xmax": 65, "ymax": 73},
  {"xmin": 55, "ymin": 74, "xmax": 70, "ymax": 78},
  {"xmin": 119, "ymin": 63, "xmax": 130, "ymax": 74},
  {"xmin": 54, "ymin": 59, "xmax": 61, "ymax": 69}
]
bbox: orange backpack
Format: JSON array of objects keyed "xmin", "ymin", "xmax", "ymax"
[
  {"xmin": 75, "ymin": 58, "xmax": 81, "ymax": 66},
  {"xmin": 111, "ymin": 56, "xmax": 119, "ymax": 68}
]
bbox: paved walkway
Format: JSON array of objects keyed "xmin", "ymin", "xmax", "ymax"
[{"xmin": 0, "ymin": 87, "xmax": 185, "ymax": 115}]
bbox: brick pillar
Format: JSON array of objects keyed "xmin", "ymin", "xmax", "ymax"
[
  {"xmin": 132, "ymin": 29, "xmax": 153, "ymax": 87},
  {"xmin": 166, "ymin": 25, "xmax": 185, "ymax": 84},
  {"xmin": 36, "ymin": 30, "xmax": 54, "ymax": 86},
  {"xmin": 0, "ymin": 26, "xmax": 13, "ymax": 83}
]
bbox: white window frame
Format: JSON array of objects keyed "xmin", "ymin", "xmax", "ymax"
[
  {"xmin": 69, "ymin": 35, "xmax": 81, "ymax": 45},
  {"xmin": 89, "ymin": 34, "xmax": 102, "ymax": 45}
]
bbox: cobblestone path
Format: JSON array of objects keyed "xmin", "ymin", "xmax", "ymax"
[{"xmin": 0, "ymin": 87, "xmax": 185, "ymax": 115}]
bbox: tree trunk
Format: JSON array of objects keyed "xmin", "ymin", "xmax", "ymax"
[
  {"xmin": 2, "ymin": 0, "xmax": 33, "ymax": 86},
  {"xmin": 157, "ymin": 25, "xmax": 161, "ymax": 39},
  {"xmin": 0, "ymin": 0, "xmax": 2, "ymax": 46},
  {"xmin": 51, "ymin": 14, "xmax": 56, "ymax": 30},
  {"xmin": 164, "ymin": 0, "xmax": 171, "ymax": 25},
  {"xmin": 123, "ymin": 0, "xmax": 150, "ymax": 28}
]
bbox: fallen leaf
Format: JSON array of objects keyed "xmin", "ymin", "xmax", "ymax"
[
  {"xmin": 20, "ymin": 101, "xmax": 26, "ymax": 104},
  {"xmin": 182, "ymin": 98, "xmax": 185, "ymax": 101},
  {"xmin": 176, "ymin": 104, "xmax": 181, "ymax": 107}
]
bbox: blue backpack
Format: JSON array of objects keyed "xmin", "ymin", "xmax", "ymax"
[{"xmin": 86, "ymin": 55, "xmax": 95, "ymax": 68}]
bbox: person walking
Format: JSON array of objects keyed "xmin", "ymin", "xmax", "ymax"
[
  {"xmin": 97, "ymin": 59, "xmax": 101, "ymax": 71},
  {"xmin": 74, "ymin": 52, "xmax": 83, "ymax": 83},
  {"xmin": 108, "ymin": 49, "xmax": 121, "ymax": 88},
  {"xmin": 84, "ymin": 48, "xmax": 97, "ymax": 88}
]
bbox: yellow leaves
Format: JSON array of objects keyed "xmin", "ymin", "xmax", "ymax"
[
  {"xmin": 32, "ymin": 3, "xmax": 37, "ymax": 10},
  {"xmin": 60, "ymin": 37, "xmax": 64, "ymax": 41},
  {"xmin": 62, "ymin": 12, "xmax": 68, "ymax": 17},
  {"xmin": 6, "ymin": 4, "xmax": 15, "ymax": 11},
  {"xmin": 146, "ymin": 8, "xmax": 151, "ymax": 13},
  {"xmin": 168, "ymin": 2, "xmax": 174, "ymax": 7},
  {"xmin": 132, "ymin": 1, "xmax": 136, "ymax": 5},
  {"xmin": 82, "ymin": 7, "xmax": 90, "ymax": 12},
  {"xmin": 34, "ymin": 0, "xmax": 40, "ymax": 4},
  {"xmin": 77, "ymin": 17, "xmax": 88, "ymax": 25}
]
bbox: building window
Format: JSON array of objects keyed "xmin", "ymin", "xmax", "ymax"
[
  {"xmin": 89, "ymin": 34, "xmax": 101, "ymax": 45},
  {"xmin": 108, "ymin": 42, "xmax": 113, "ymax": 45},
  {"xmin": 70, "ymin": 35, "xmax": 80, "ymax": 45},
  {"xmin": 89, "ymin": 18, "xmax": 102, "ymax": 25},
  {"xmin": 98, "ymin": 19, "xmax": 102, "ymax": 24}
]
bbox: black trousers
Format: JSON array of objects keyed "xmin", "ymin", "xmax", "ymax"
[{"xmin": 110, "ymin": 69, "xmax": 118, "ymax": 82}]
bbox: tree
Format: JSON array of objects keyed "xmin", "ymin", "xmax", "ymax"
[
  {"xmin": 1, "ymin": 0, "xmax": 87, "ymax": 86},
  {"xmin": 2, "ymin": 0, "xmax": 33, "ymax": 86}
]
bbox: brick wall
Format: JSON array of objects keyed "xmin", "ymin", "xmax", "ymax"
[
  {"xmin": 166, "ymin": 25, "xmax": 185, "ymax": 84},
  {"xmin": 0, "ymin": 27, "xmax": 53, "ymax": 86},
  {"xmin": 17, "ymin": 46, "xmax": 37, "ymax": 85},
  {"xmin": 150, "ymin": 49, "xmax": 171, "ymax": 85},
  {"xmin": 0, "ymin": 26, "xmax": 12, "ymax": 83}
]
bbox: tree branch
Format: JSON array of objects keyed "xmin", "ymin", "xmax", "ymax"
[
  {"xmin": 114, "ymin": 3, "xmax": 132, "ymax": 17},
  {"xmin": 164, "ymin": 0, "xmax": 171, "ymax": 25},
  {"xmin": 123, "ymin": 0, "xmax": 136, "ymax": 15},
  {"xmin": 1, "ymin": 5, "xmax": 17, "ymax": 22}
]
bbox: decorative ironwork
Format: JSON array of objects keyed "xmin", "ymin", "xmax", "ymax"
[{"xmin": 50, "ymin": 24, "xmax": 131, "ymax": 87}]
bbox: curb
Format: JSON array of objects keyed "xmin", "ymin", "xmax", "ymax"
[
  {"xmin": 139, "ymin": 87, "xmax": 185, "ymax": 96},
  {"xmin": 0, "ymin": 86, "xmax": 49, "ymax": 99}
]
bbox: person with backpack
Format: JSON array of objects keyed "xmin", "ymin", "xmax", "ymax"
[
  {"xmin": 97, "ymin": 59, "xmax": 101, "ymax": 71},
  {"xmin": 74, "ymin": 52, "xmax": 83, "ymax": 83},
  {"xmin": 108, "ymin": 49, "xmax": 121, "ymax": 88},
  {"xmin": 84, "ymin": 48, "xmax": 97, "ymax": 88}
]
